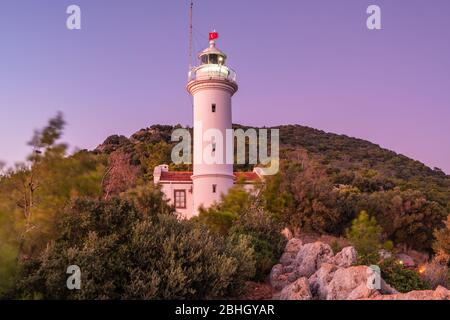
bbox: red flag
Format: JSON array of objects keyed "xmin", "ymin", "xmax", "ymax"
[{"xmin": 209, "ymin": 32, "xmax": 219, "ymax": 41}]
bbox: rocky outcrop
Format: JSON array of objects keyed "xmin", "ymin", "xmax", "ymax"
[
  {"xmin": 269, "ymin": 264, "xmax": 290, "ymax": 291},
  {"xmin": 279, "ymin": 238, "xmax": 302, "ymax": 266},
  {"xmin": 269, "ymin": 237, "xmax": 448, "ymax": 300},
  {"xmin": 277, "ymin": 277, "xmax": 312, "ymax": 300},
  {"xmin": 370, "ymin": 286, "xmax": 450, "ymax": 300},
  {"xmin": 294, "ymin": 242, "xmax": 334, "ymax": 278},
  {"xmin": 309, "ymin": 263, "xmax": 338, "ymax": 299},
  {"xmin": 325, "ymin": 266, "xmax": 380, "ymax": 300},
  {"xmin": 270, "ymin": 238, "xmax": 305, "ymax": 290},
  {"xmin": 331, "ymin": 246, "xmax": 357, "ymax": 268}
]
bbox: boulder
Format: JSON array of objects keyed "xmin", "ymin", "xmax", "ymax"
[
  {"xmin": 308, "ymin": 263, "xmax": 338, "ymax": 299},
  {"xmin": 280, "ymin": 238, "xmax": 303, "ymax": 266},
  {"xmin": 295, "ymin": 242, "xmax": 334, "ymax": 278},
  {"xmin": 331, "ymin": 246, "xmax": 357, "ymax": 268},
  {"xmin": 269, "ymin": 264, "xmax": 289, "ymax": 291},
  {"xmin": 278, "ymin": 277, "xmax": 313, "ymax": 300},
  {"xmin": 371, "ymin": 286, "xmax": 450, "ymax": 300},
  {"xmin": 325, "ymin": 266, "xmax": 380, "ymax": 300},
  {"xmin": 285, "ymin": 238, "xmax": 303, "ymax": 254}
]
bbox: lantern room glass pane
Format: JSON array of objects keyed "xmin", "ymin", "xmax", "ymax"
[{"xmin": 209, "ymin": 54, "xmax": 218, "ymax": 64}]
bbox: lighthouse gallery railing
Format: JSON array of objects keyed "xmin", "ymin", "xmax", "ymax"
[{"xmin": 188, "ymin": 65, "xmax": 237, "ymax": 83}]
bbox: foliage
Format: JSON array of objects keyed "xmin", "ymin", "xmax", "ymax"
[
  {"xmin": 0, "ymin": 210, "xmax": 19, "ymax": 296},
  {"xmin": 14, "ymin": 197, "xmax": 255, "ymax": 300},
  {"xmin": 420, "ymin": 259, "xmax": 449, "ymax": 289},
  {"xmin": 380, "ymin": 258, "xmax": 429, "ymax": 293},
  {"xmin": 346, "ymin": 211, "xmax": 383, "ymax": 265},
  {"xmin": 0, "ymin": 114, "xmax": 106, "ymax": 296},
  {"xmin": 230, "ymin": 207, "xmax": 286, "ymax": 280},
  {"xmin": 433, "ymin": 215, "xmax": 450, "ymax": 265},
  {"xmin": 195, "ymin": 183, "xmax": 286, "ymax": 281},
  {"xmin": 355, "ymin": 189, "xmax": 446, "ymax": 251}
]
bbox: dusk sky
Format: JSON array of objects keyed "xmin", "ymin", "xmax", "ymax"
[{"xmin": 0, "ymin": 0, "xmax": 449, "ymax": 173}]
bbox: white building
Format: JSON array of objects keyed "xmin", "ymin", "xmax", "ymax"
[{"xmin": 154, "ymin": 33, "xmax": 261, "ymax": 219}]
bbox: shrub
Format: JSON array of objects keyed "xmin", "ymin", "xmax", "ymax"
[
  {"xmin": 346, "ymin": 211, "xmax": 383, "ymax": 265},
  {"xmin": 433, "ymin": 215, "xmax": 450, "ymax": 265},
  {"xmin": 14, "ymin": 197, "xmax": 256, "ymax": 299},
  {"xmin": 380, "ymin": 258, "xmax": 429, "ymax": 293},
  {"xmin": 420, "ymin": 260, "xmax": 449, "ymax": 289},
  {"xmin": 194, "ymin": 183, "xmax": 286, "ymax": 281},
  {"xmin": 230, "ymin": 207, "xmax": 286, "ymax": 281}
]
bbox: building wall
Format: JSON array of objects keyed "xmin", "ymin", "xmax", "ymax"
[
  {"xmin": 159, "ymin": 181, "xmax": 255, "ymax": 220},
  {"xmin": 160, "ymin": 182, "xmax": 194, "ymax": 219},
  {"xmin": 192, "ymin": 83, "xmax": 235, "ymax": 214}
]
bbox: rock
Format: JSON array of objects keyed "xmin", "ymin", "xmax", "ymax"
[
  {"xmin": 331, "ymin": 246, "xmax": 357, "ymax": 268},
  {"xmin": 309, "ymin": 263, "xmax": 338, "ymax": 299},
  {"xmin": 280, "ymin": 252, "xmax": 296, "ymax": 266},
  {"xmin": 281, "ymin": 228, "xmax": 293, "ymax": 240},
  {"xmin": 285, "ymin": 238, "xmax": 303, "ymax": 254},
  {"xmin": 278, "ymin": 277, "xmax": 313, "ymax": 300},
  {"xmin": 295, "ymin": 242, "xmax": 334, "ymax": 278},
  {"xmin": 380, "ymin": 279, "xmax": 399, "ymax": 295},
  {"xmin": 280, "ymin": 238, "xmax": 303, "ymax": 266},
  {"xmin": 269, "ymin": 264, "xmax": 289, "ymax": 291},
  {"xmin": 282, "ymin": 265, "xmax": 295, "ymax": 274},
  {"xmin": 325, "ymin": 266, "xmax": 380, "ymax": 300},
  {"xmin": 371, "ymin": 286, "xmax": 450, "ymax": 300}
]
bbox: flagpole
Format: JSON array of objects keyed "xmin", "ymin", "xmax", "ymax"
[{"xmin": 189, "ymin": 1, "xmax": 193, "ymax": 71}]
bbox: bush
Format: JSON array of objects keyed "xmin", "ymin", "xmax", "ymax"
[
  {"xmin": 433, "ymin": 215, "xmax": 450, "ymax": 265},
  {"xmin": 380, "ymin": 258, "xmax": 429, "ymax": 293},
  {"xmin": 421, "ymin": 260, "xmax": 449, "ymax": 289},
  {"xmin": 14, "ymin": 197, "xmax": 256, "ymax": 299},
  {"xmin": 346, "ymin": 211, "xmax": 383, "ymax": 265},
  {"xmin": 230, "ymin": 207, "xmax": 286, "ymax": 281},
  {"xmin": 194, "ymin": 183, "xmax": 286, "ymax": 281}
]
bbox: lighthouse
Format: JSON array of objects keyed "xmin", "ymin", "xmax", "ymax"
[
  {"xmin": 154, "ymin": 32, "xmax": 260, "ymax": 219},
  {"xmin": 187, "ymin": 32, "xmax": 238, "ymax": 214}
]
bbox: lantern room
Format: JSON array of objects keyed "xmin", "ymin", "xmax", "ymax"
[{"xmin": 188, "ymin": 31, "xmax": 237, "ymax": 84}]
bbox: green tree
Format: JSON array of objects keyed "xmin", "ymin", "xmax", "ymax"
[{"xmin": 346, "ymin": 211, "xmax": 383, "ymax": 265}]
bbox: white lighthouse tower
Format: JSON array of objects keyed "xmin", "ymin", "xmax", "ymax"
[{"xmin": 187, "ymin": 32, "xmax": 238, "ymax": 215}]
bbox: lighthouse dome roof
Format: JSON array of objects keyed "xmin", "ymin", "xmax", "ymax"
[
  {"xmin": 198, "ymin": 44, "xmax": 227, "ymax": 59},
  {"xmin": 198, "ymin": 40, "xmax": 227, "ymax": 59}
]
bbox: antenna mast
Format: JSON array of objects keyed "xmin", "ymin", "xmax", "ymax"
[{"xmin": 189, "ymin": 1, "xmax": 193, "ymax": 70}]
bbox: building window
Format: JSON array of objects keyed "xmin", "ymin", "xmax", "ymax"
[
  {"xmin": 212, "ymin": 184, "xmax": 217, "ymax": 193},
  {"xmin": 174, "ymin": 190, "xmax": 186, "ymax": 209},
  {"xmin": 212, "ymin": 103, "xmax": 216, "ymax": 112}
]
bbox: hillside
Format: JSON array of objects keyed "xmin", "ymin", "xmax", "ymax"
[
  {"xmin": 96, "ymin": 123, "xmax": 449, "ymax": 209},
  {"xmin": 92, "ymin": 123, "xmax": 450, "ymax": 251}
]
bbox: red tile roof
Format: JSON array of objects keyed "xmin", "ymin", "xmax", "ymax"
[
  {"xmin": 159, "ymin": 171, "xmax": 260, "ymax": 182},
  {"xmin": 160, "ymin": 171, "xmax": 192, "ymax": 182},
  {"xmin": 234, "ymin": 171, "xmax": 259, "ymax": 181}
]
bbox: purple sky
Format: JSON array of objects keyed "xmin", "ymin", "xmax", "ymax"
[{"xmin": 1, "ymin": 0, "xmax": 449, "ymax": 173}]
